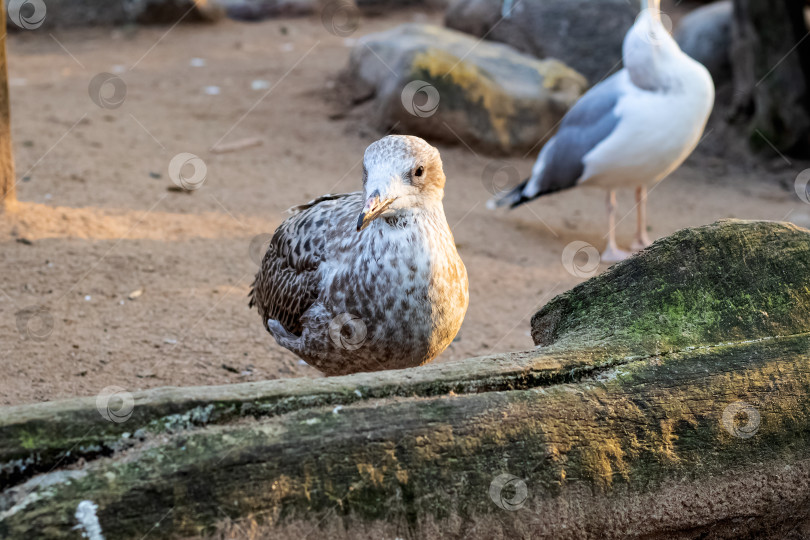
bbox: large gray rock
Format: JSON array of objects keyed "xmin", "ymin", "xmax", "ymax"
[
  {"xmin": 675, "ymin": 1, "xmax": 733, "ymax": 86},
  {"xmin": 444, "ymin": 0, "xmax": 636, "ymax": 84},
  {"xmin": 341, "ymin": 23, "xmax": 586, "ymax": 155}
]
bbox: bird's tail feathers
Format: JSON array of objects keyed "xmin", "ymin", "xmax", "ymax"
[{"xmin": 487, "ymin": 178, "xmax": 534, "ymax": 210}]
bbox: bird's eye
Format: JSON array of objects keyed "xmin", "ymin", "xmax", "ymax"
[{"xmin": 414, "ymin": 166, "xmax": 424, "ymax": 177}]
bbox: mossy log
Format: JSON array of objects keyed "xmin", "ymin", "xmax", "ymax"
[{"xmin": 2, "ymin": 220, "xmax": 810, "ymax": 539}]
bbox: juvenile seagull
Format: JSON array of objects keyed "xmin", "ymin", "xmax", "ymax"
[
  {"xmin": 249, "ymin": 135, "xmax": 469, "ymax": 376},
  {"xmin": 489, "ymin": 0, "xmax": 715, "ymax": 262}
]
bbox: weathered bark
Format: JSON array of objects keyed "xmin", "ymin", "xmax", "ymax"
[
  {"xmin": 0, "ymin": 2, "xmax": 15, "ymax": 208},
  {"xmin": 731, "ymin": 0, "xmax": 810, "ymax": 156},
  {"xmin": 532, "ymin": 220, "xmax": 810, "ymax": 351},
  {"xmin": 1, "ymin": 220, "xmax": 809, "ymax": 539}
]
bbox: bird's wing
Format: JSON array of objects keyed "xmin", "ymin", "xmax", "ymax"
[
  {"xmin": 525, "ymin": 72, "xmax": 627, "ymax": 196},
  {"xmin": 491, "ymin": 72, "xmax": 626, "ymax": 208},
  {"xmin": 286, "ymin": 193, "xmax": 357, "ymax": 215},
  {"xmin": 249, "ymin": 192, "xmax": 362, "ymax": 336}
]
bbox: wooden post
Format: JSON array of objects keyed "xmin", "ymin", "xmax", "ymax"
[{"xmin": 0, "ymin": 1, "xmax": 15, "ymax": 208}]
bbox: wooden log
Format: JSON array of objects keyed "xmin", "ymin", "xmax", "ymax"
[
  {"xmin": 0, "ymin": 1, "xmax": 15, "ymax": 208},
  {"xmin": 532, "ymin": 219, "xmax": 810, "ymax": 351},
  {"xmin": 1, "ymin": 220, "xmax": 809, "ymax": 539}
]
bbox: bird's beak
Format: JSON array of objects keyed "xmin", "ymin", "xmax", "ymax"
[
  {"xmin": 357, "ymin": 191, "xmax": 396, "ymax": 232},
  {"xmin": 643, "ymin": 0, "xmax": 662, "ymax": 15}
]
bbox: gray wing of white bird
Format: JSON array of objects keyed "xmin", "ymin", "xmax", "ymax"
[{"xmin": 489, "ymin": 73, "xmax": 625, "ymax": 209}]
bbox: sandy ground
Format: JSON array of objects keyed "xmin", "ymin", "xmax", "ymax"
[{"xmin": 1, "ymin": 11, "xmax": 808, "ymax": 406}]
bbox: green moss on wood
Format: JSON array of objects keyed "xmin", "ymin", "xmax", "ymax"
[
  {"xmin": 532, "ymin": 220, "xmax": 810, "ymax": 352},
  {"xmin": 2, "ymin": 334, "xmax": 810, "ymax": 539},
  {"xmin": 0, "ymin": 347, "xmax": 646, "ymax": 488}
]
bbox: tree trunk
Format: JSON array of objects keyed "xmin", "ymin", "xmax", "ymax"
[
  {"xmin": 1, "ymin": 220, "xmax": 809, "ymax": 540},
  {"xmin": 731, "ymin": 0, "xmax": 810, "ymax": 157},
  {"xmin": 0, "ymin": 1, "xmax": 15, "ymax": 208}
]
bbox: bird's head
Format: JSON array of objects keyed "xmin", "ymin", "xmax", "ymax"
[
  {"xmin": 624, "ymin": 0, "xmax": 682, "ymax": 90},
  {"xmin": 641, "ymin": 0, "xmax": 661, "ymax": 13},
  {"xmin": 357, "ymin": 135, "xmax": 445, "ymax": 232},
  {"xmin": 634, "ymin": 0, "xmax": 667, "ymax": 42}
]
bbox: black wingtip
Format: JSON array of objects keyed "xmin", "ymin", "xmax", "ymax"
[{"xmin": 488, "ymin": 177, "xmax": 531, "ymax": 210}]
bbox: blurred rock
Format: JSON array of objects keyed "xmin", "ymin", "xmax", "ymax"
[
  {"xmin": 341, "ymin": 23, "xmax": 586, "ymax": 155},
  {"xmin": 675, "ymin": 1, "xmax": 733, "ymax": 86},
  {"xmin": 216, "ymin": 0, "xmax": 448, "ymax": 22},
  {"xmin": 133, "ymin": 0, "xmax": 224, "ymax": 23},
  {"xmin": 218, "ymin": 0, "xmax": 315, "ymax": 21},
  {"xmin": 354, "ymin": 0, "xmax": 448, "ymax": 15},
  {"xmin": 444, "ymin": 0, "xmax": 636, "ymax": 84},
  {"xmin": 192, "ymin": 0, "xmax": 226, "ymax": 20},
  {"xmin": 4, "ymin": 0, "xmax": 223, "ymax": 29}
]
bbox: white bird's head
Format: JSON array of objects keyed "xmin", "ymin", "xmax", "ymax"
[
  {"xmin": 357, "ymin": 135, "xmax": 446, "ymax": 232},
  {"xmin": 624, "ymin": 0, "xmax": 683, "ymax": 90},
  {"xmin": 641, "ymin": 0, "xmax": 661, "ymax": 13},
  {"xmin": 634, "ymin": 0, "xmax": 668, "ymax": 42}
]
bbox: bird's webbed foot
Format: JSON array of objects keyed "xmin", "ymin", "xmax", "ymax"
[
  {"xmin": 267, "ymin": 319, "xmax": 303, "ymax": 353},
  {"xmin": 631, "ymin": 234, "xmax": 653, "ymax": 252},
  {"xmin": 601, "ymin": 244, "xmax": 631, "ymax": 263}
]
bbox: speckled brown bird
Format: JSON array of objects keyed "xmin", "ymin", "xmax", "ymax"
[{"xmin": 249, "ymin": 135, "xmax": 469, "ymax": 375}]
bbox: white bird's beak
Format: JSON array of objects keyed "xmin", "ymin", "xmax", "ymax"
[
  {"xmin": 643, "ymin": 0, "xmax": 662, "ymax": 18},
  {"xmin": 357, "ymin": 190, "xmax": 396, "ymax": 232}
]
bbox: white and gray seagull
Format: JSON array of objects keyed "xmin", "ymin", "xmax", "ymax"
[
  {"xmin": 250, "ymin": 135, "xmax": 469, "ymax": 376},
  {"xmin": 489, "ymin": 0, "xmax": 715, "ymax": 262}
]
